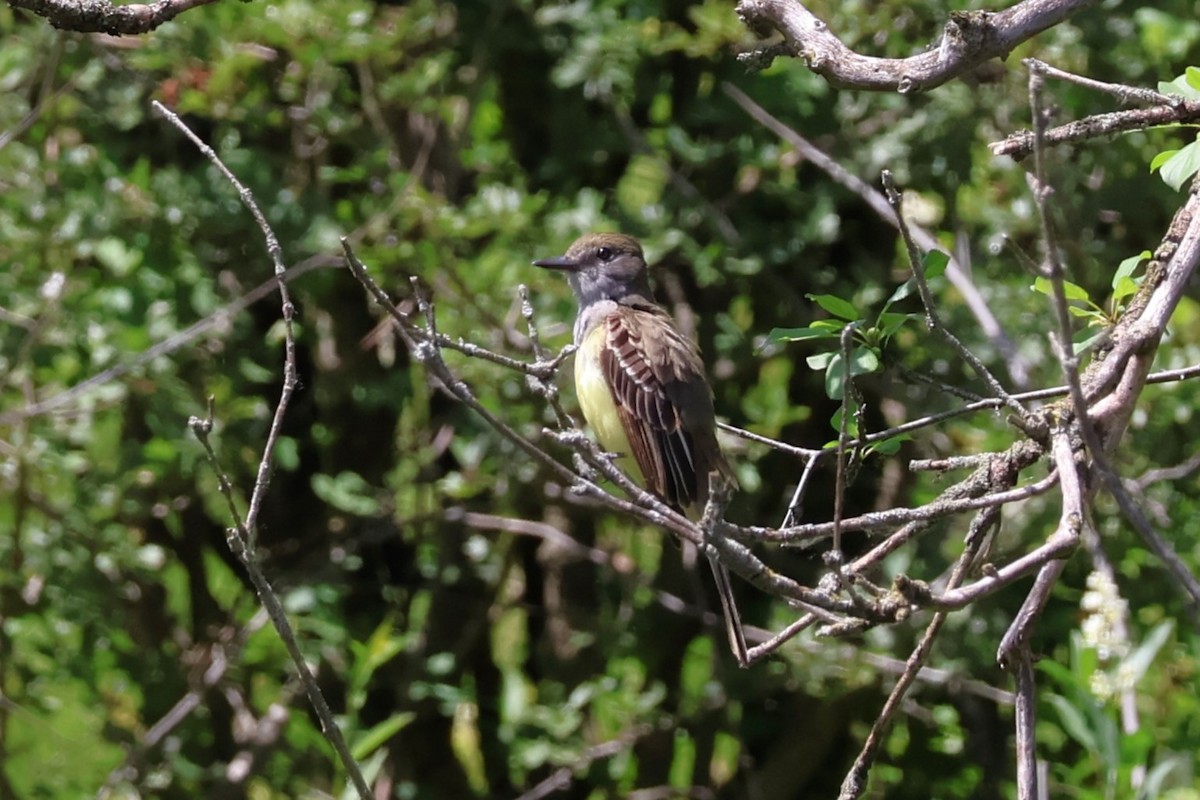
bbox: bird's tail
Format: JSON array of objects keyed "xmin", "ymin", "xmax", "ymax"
[{"xmin": 707, "ymin": 555, "xmax": 749, "ymax": 667}]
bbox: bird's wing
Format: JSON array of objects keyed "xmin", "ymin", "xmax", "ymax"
[{"xmin": 599, "ymin": 305, "xmax": 711, "ymax": 510}]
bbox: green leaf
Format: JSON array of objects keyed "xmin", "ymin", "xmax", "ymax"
[
  {"xmin": 824, "ymin": 354, "xmax": 846, "ymax": 399},
  {"xmin": 828, "ymin": 405, "xmax": 859, "ymax": 439},
  {"xmin": 1159, "ymin": 71, "xmax": 1200, "ymax": 100},
  {"xmin": 852, "ymin": 347, "xmax": 880, "ymax": 373},
  {"xmin": 1073, "ymin": 328, "xmax": 1108, "ymax": 355},
  {"xmin": 883, "ymin": 251, "xmax": 946, "ymax": 312},
  {"xmin": 1139, "ymin": 753, "xmax": 1191, "ymax": 800},
  {"xmin": 823, "ymin": 347, "xmax": 880, "ymax": 398},
  {"xmin": 867, "ymin": 433, "xmax": 910, "ymax": 456},
  {"xmin": 1047, "ymin": 693, "xmax": 1098, "ymax": 751},
  {"xmin": 311, "ymin": 471, "xmax": 382, "ymax": 516},
  {"xmin": 616, "ymin": 154, "xmax": 668, "ymax": 216},
  {"xmin": 767, "ymin": 325, "xmax": 841, "ymax": 343},
  {"xmin": 811, "ymin": 319, "xmax": 846, "ymax": 331},
  {"xmin": 1111, "ymin": 276, "xmax": 1139, "ymax": 304},
  {"xmin": 1032, "ymin": 276, "xmax": 1091, "ymax": 302},
  {"xmin": 1122, "ymin": 620, "xmax": 1174, "ymax": 686},
  {"xmin": 677, "ymin": 636, "xmax": 714, "ymax": 716},
  {"xmin": 1150, "ymin": 148, "xmax": 1179, "ymax": 172},
  {"xmin": 351, "ymin": 713, "xmax": 417, "ymax": 761},
  {"xmin": 1036, "ymin": 659, "xmax": 1076, "ymax": 690},
  {"xmin": 877, "ymin": 311, "xmax": 919, "ymax": 340},
  {"xmin": 1112, "ymin": 250, "xmax": 1150, "ymax": 292},
  {"xmin": 350, "ymin": 616, "xmax": 407, "ymax": 698},
  {"xmin": 922, "ymin": 249, "xmax": 950, "ymax": 279},
  {"xmin": 94, "ymin": 237, "xmax": 143, "ymax": 276},
  {"xmin": 1067, "ymin": 304, "xmax": 1102, "ymax": 319},
  {"xmin": 1156, "ymin": 138, "xmax": 1200, "ymax": 191},
  {"xmin": 807, "ymin": 293, "xmax": 860, "ymax": 321},
  {"xmin": 885, "ymin": 277, "xmax": 917, "ymax": 307},
  {"xmin": 807, "ymin": 351, "xmax": 835, "ymax": 371}
]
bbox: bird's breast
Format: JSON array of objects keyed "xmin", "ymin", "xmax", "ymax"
[{"xmin": 576, "ymin": 323, "xmax": 641, "ymax": 482}]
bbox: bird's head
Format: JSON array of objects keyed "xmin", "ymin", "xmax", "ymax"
[{"xmin": 533, "ymin": 232, "xmax": 654, "ymax": 306}]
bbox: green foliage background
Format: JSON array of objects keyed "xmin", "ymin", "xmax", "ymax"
[{"xmin": 2, "ymin": 1, "xmax": 1200, "ymax": 797}]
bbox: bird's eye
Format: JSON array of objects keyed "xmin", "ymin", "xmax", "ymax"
[{"xmin": 596, "ymin": 246, "xmax": 614, "ymax": 262}]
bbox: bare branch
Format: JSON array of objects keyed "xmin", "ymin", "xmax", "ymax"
[
  {"xmin": 883, "ymin": 170, "xmax": 1026, "ymax": 415},
  {"xmin": 827, "ymin": 362, "xmax": 1200, "ymax": 453},
  {"xmin": 718, "ymin": 421, "xmax": 822, "ymax": 461},
  {"xmin": 153, "ymin": 100, "xmax": 296, "ymax": 541},
  {"xmin": 992, "ymin": 100, "xmax": 1200, "ymax": 160},
  {"xmin": 1133, "ymin": 451, "xmax": 1200, "ymax": 489},
  {"xmin": 781, "ymin": 448, "xmax": 826, "ymax": 528},
  {"xmin": 1009, "ymin": 647, "xmax": 1039, "ymax": 800},
  {"xmin": 1025, "ymin": 57, "xmax": 1180, "ymax": 106},
  {"xmin": 733, "ymin": 462, "xmax": 1055, "ymax": 545},
  {"xmin": 992, "ymin": 58, "xmax": 1200, "ymax": 160},
  {"xmin": 736, "ymin": 0, "xmax": 1096, "ymax": 93},
  {"xmin": 156, "ymin": 101, "xmax": 373, "ymax": 800},
  {"xmin": 9, "ymin": 0, "xmax": 220, "ymax": 35},
  {"xmin": 831, "ymin": 323, "xmax": 858, "ymax": 558}
]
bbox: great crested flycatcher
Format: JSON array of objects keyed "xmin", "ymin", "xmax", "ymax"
[{"xmin": 534, "ymin": 232, "xmax": 747, "ymax": 664}]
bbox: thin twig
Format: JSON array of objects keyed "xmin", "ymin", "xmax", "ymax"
[
  {"xmin": 190, "ymin": 414, "xmax": 372, "ymax": 800},
  {"xmin": 829, "ymin": 362, "xmax": 1200, "ymax": 453},
  {"xmin": 718, "ymin": 422, "xmax": 823, "ymax": 460},
  {"xmin": 1133, "ymin": 451, "xmax": 1200, "ymax": 489},
  {"xmin": 744, "ymin": 613, "xmax": 817, "ymax": 663},
  {"xmin": 512, "ymin": 725, "xmax": 654, "ymax": 800},
  {"xmin": 781, "ymin": 448, "xmax": 826, "ymax": 528},
  {"xmin": 831, "ymin": 323, "xmax": 857, "ymax": 558},
  {"xmin": 723, "ymin": 82, "xmax": 1031, "ymax": 388},
  {"xmin": 1010, "ymin": 647, "xmax": 1039, "ymax": 800},
  {"xmin": 152, "ymin": 100, "xmax": 296, "ymax": 542},
  {"xmin": 1025, "ymin": 58, "xmax": 1177, "ymax": 106},
  {"xmin": 97, "ymin": 611, "xmax": 270, "ymax": 795},
  {"xmin": 517, "ymin": 283, "xmax": 577, "ymax": 430},
  {"xmin": 882, "ymin": 170, "xmax": 1025, "ymax": 416},
  {"xmin": 1024, "ymin": 68, "xmax": 1200, "ymax": 622},
  {"xmin": 154, "ymin": 100, "xmax": 372, "ymax": 800},
  {"xmin": 991, "ymin": 100, "xmax": 1200, "ymax": 160},
  {"xmin": 735, "ymin": 468, "xmax": 1057, "ymax": 545}
]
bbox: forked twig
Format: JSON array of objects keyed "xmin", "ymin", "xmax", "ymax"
[
  {"xmin": 882, "ymin": 170, "xmax": 1025, "ymax": 416},
  {"xmin": 153, "ymin": 101, "xmax": 373, "ymax": 800}
]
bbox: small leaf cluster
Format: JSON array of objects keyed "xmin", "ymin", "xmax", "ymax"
[
  {"xmin": 1150, "ymin": 67, "xmax": 1200, "ymax": 191},
  {"xmin": 1030, "ymin": 250, "xmax": 1149, "ymax": 353},
  {"xmin": 766, "ymin": 250, "xmax": 947, "ymax": 449}
]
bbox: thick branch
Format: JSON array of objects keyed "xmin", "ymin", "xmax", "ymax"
[
  {"xmin": 736, "ymin": 0, "xmax": 1097, "ymax": 93},
  {"xmin": 8, "ymin": 0, "xmax": 219, "ymax": 35}
]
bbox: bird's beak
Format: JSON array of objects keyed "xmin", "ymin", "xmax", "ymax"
[{"xmin": 532, "ymin": 255, "xmax": 581, "ymax": 271}]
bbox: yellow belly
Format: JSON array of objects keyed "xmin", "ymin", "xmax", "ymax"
[{"xmin": 576, "ymin": 325, "xmax": 642, "ymax": 484}]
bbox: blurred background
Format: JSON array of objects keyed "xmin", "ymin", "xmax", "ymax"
[{"xmin": 2, "ymin": 0, "xmax": 1199, "ymax": 797}]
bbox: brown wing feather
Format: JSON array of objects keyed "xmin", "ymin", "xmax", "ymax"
[{"xmin": 599, "ymin": 305, "xmax": 718, "ymax": 511}]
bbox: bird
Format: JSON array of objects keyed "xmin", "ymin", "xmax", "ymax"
[{"xmin": 534, "ymin": 232, "xmax": 747, "ymax": 665}]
